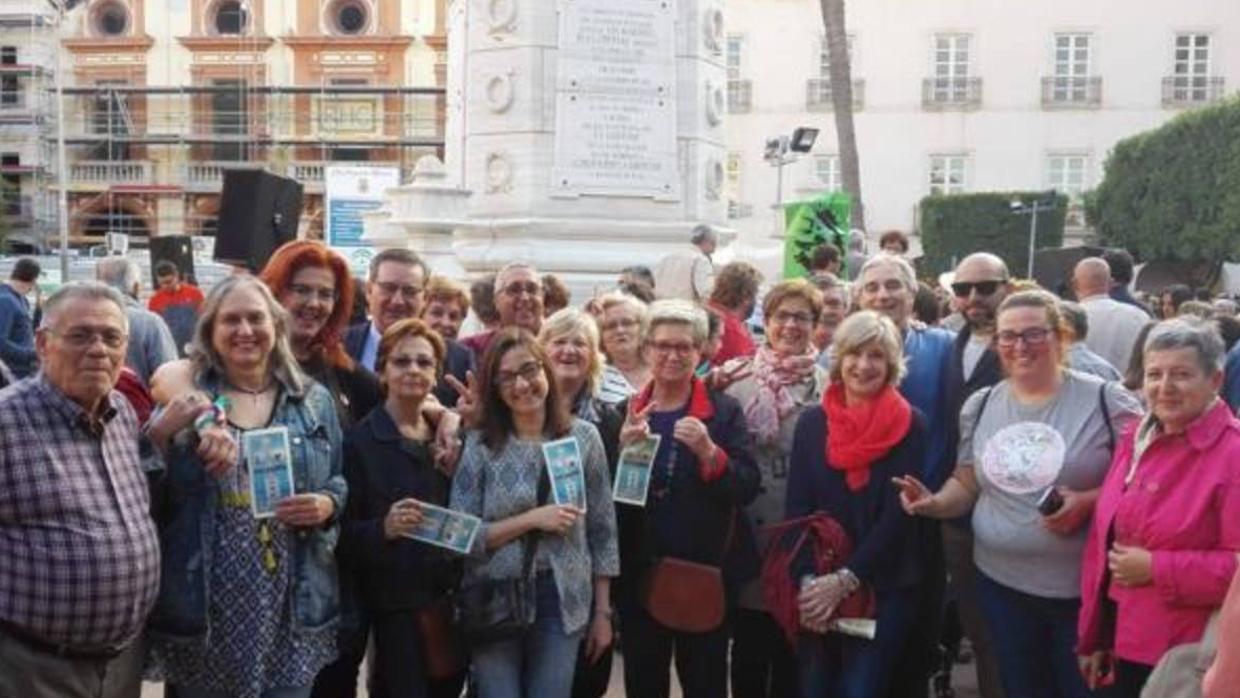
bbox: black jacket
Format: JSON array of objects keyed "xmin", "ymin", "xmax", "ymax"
[
  {"xmin": 943, "ymin": 326, "xmax": 1004, "ymax": 526},
  {"xmin": 300, "ymin": 354, "xmax": 382, "ymax": 429},
  {"xmin": 340, "ymin": 405, "xmax": 461, "ymax": 612},
  {"xmin": 344, "ymin": 320, "xmax": 475, "ymax": 408},
  {"xmin": 616, "ymin": 379, "xmax": 761, "ymax": 602}
]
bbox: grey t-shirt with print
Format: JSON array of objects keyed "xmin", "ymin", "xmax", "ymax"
[{"xmin": 959, "ymin": 370, "xmax": 1142, "ymax": 599}]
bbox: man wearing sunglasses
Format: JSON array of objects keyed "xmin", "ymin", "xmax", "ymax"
[
  {"xmin": 941, "ymin": 253, "xmax": 1011, "ymax": 698},
  {"xmin": 1072, "ymin": 258, "xmax": 1149, "ymax": 375}
]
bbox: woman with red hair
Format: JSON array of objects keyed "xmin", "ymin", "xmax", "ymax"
[{"xmin": 260, "ymin": 240, "xmax": 382, "ymax": 427}]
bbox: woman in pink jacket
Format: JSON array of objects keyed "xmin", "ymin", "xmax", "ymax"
[{"xmin": 1078, "ymin": 318, "xmax": 1240, "ymax": 697}]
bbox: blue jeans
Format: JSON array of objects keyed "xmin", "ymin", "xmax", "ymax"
[
  {"xmin": 471, "ymin": 573, "xmax": 583, "ymax": 698},
  {"xmin": 796, "ymin": 585, "xmax": 918, "ymax": 698},
  {"xmin": 176, "ymin": 687, "xmax": 311, "ymax": 698},
  {"xmin": 975, "ymin": 571, "xmax": 1090, "ymax": 698}
]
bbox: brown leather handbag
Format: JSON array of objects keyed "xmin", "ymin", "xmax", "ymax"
[
  {"xmin": 415, "ymin": 598, "xmax": 467, "ymax": 680},
  {"xmin": 641, "ymin": 512, "xmax": 735, "ymax": 633}
]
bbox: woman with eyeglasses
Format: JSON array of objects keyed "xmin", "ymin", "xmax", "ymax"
[
  {"xmin": 615, "ymin": 300, "xmax": 760, "ymax": 698},
  {"xmin": 450, "ymin": 327, "xmax": 619, "ymax": 698},
  {"xmin": 721, "ymin": 279, "xmax": 828, "ymax": 698},
  {"xmin": 340, "ymin": 318, "xmax": 466, "ymax": 698},
  {"xmin": 895, "ymin": 290, "xmax": 1143, "ymax": 698},
  {"xmin": 596, "ymin": 292, "xmax": 651, "ymax": 404},
  {"xmin": 537, "ymin": 308, "xmax": 626, "ymax": 697}
]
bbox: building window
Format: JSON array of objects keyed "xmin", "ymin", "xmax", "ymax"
[
  {"xmin": 1053, "ymin": 33, "xmax": 1091, "ymax": 100},
  {"xmin": 1045, "ymin": 154, "xmax": 1089, "ymax": 201},
  {"xmin": 932, "ymin": 34, "xmax": 971, "ymax": 98},
  {"xmin": 1165, "ymin": 33, "xmax": 1220, "ymax": 104},
  {"xmin": 92, "ymin": 1, "xmax": 131, "ymax": 37},
  {"xmin": 928, "ymin": 154, "xmax": 967, "ymax": 195},
  {"xmin": 726, "ymin": 36, "xmax": 751, "ymax": 113},
  {"xmin": 809, "ymin": 35, "xmax": 861, "ymax": 110},
  {"xmin": 815, "ymin": 155, "xmax": 841, "ymax": 191},
  {"xmin": 328, "ymin": 0, "xmax": 370, "ymax": 36},
  {"xmin": 0, "ymin": 47, "xmax": 16, "ymax": 65},
  {"xmin": 726, "ymin": 36, "xmax": 743, "ymax": 81},
  {"xmin": 213, "ymin": 0, "xmax": 248, "ymax": 35},
  {"xmin": 725, "ymin": 151, "xmax": 742, "ymax": 199}
]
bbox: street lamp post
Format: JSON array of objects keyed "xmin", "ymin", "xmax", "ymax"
[
  {"xmin": 52, "ymin": 0, "xmax": 82, "ymax": 281},
  {"xmin": 764, "ymin": 127, "xmax": 819, "ymax": 235},
  {"xmin": 1010, "ymin": 191, "xmax": 1058, "ymax": 279}
]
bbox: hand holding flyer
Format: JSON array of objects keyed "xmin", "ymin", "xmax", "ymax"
[
  {"xmin": 543, "ymin": 436, "xmax": 587, "ymax": 512},
  {"xmin": 614, "ymin": 434, "xmax": 660, "ymax": 507},
  {"xmin": 404, "ymin": 502, "xmax": 482, "ymax": 555},
  {"xmin": 244, "ymin": 427, "xmax": 295, "ymax": 519}
]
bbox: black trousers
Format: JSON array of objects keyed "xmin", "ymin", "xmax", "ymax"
[
  {"xmin": 730, "ymin": 608, "xmax": 797, "ymax": 698},
  {"xmin": 619, "ymin": 599, "xmax": 730, "ymax": 698},
  {"xmin": 886, "ymin": 520, "xmax": 946, "ymax": 698},
  {"xmin": 369, "ymin": 610, "xmax": 465, "ymax": 698},
  {"xmin": 1098, "ymin": 660, "xmax": 1154, "ymax": 698}
]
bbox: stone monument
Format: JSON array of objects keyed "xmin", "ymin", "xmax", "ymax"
[{"xmin": 366, "ymin": 0, "xmax": 731, "ymax": 295}]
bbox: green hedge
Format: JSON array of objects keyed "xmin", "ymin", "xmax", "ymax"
[
  {"xmin": 918, "ymin": 192, "xmax": 1068, "ymax": 277},
  {"xmin": 1089, "ymin": 96, "xmax": 1240, "ymax": 262}
]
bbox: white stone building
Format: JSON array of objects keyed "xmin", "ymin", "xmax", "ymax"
[{"xmin": 722, "ymin": 0, "xmax": 1240, "ymax": 259}]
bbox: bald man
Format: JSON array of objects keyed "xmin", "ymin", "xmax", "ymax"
[{"xmin": 1072, "ymin": 257, "xmax": 1150, "ymax": 373}]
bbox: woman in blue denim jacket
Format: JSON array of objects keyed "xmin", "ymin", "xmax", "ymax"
[
  {"xmin": 450, "ymin": 327, "xmax": 620, "ymax": 698},
  {"xmin": 146, "ymin": 275, "xmax": 346, "ymax": 698}
]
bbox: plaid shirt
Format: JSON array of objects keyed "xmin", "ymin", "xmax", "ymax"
[{"xmin": 0, "ymin": 374, "xmax": 160, "ymax": 649}]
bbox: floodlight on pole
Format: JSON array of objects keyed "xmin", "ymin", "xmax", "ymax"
[{"xmin": 1011, "ymin": 191, "xmax": 1058, "ymax": 279}]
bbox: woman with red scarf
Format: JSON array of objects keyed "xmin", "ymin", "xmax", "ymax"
[
  {"xmin": 784, "ymin": 310, "xmax": 927, "ymax": 698},
  {"xmin": 723, "ymin": 279, "xmax": 828, "ymax": 698}
]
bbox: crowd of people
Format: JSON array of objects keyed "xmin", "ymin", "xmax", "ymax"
[{"xmin": 0, "ymin": 224, "xmax": 1239, "ymax": 698}]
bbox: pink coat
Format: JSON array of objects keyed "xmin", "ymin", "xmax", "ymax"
[{"xmin": 1078, "ymin": 399, "xmax": 1240, "ymax": 666}]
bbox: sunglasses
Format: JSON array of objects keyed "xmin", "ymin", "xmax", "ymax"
[{"xmin": 951, "ymin": 280, "xmax": 1006, "ymax": 298}]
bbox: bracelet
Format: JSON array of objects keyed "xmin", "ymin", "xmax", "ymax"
[
  {"xmin": 593, "ymin": 607, "xmax": 614, "ymax": 620},
  {"xmin": 836, "ymin": 567, "xmax": 861, "ymax": 593},
  {"xmin": 192, "ymin": 398, "xmax": 229, "ymax": 434}
]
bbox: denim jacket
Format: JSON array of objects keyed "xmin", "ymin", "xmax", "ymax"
[{"xmin": 147, "ymin": 371, "xmax": 347, "ymax": 640}]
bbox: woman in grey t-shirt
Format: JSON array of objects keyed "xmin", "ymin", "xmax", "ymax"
[{"xmin": 896, "ymin": 290, "xmax": 1142, "ymax": 698}]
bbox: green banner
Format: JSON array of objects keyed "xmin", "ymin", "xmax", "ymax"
[{"xmin": 782, "ymin": 192, "xmax": 852, "ymax": 279}]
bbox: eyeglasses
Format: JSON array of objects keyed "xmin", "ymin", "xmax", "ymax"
[
  {"xmin": 602, "ymin": 318, "xmax": 639, "ymax": 332},
  {"xmin": 951, "ymin": 280, "xmax": 1007, "ymax": 298},
  {"xmin": 288, "ymin": 284, "xmax": 337, "ymax": 303},
  {"xmin": 496, "ymin": 360, "xmax": 544, "ymax": 388},
  {"xmin": 376, "ymin": 282, "xmax": 424, "ymax": 299},
  {"xmin": 501, "ymin": 282, "xmax": 542, "ymax": 298},
  {"xmin": 770, "ymin": 311, "xmax": 814, "ymax": 326},
  {"xmin": 388, "ymin": 356, "xmax": 437, "ymax": 371},
  {"xmin": 649, "ymin": 340, "xmax": 697, "ymax": 356},
  {"xmin": 996, "ymin": 327, "xmax": 1052, "ymax": 348},
  {"xmin": 54, "ymin": 328, "xmax": 127, "ymax": 349}
]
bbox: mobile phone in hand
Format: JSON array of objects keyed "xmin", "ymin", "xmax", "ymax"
[{"xmin": 1037, "ymin": 487, "xmax": 1065, "ymax": 516}]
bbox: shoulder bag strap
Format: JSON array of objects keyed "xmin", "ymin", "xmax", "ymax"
[
  {"xmin": 1098, "ymin": 381, "xmax": 1116, "ymax": 453},
  {"xmin": 519, "ymin": 464, "xmax": 552, "ymax": 580}
]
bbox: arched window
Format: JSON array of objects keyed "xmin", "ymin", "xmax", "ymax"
[
  {"xmin": 213, "ymin": 0, "xmax": 248, "ymax": 35},
  {"xmin": 92, "ymin": 1, "xmax": 131, "ymax": 37}
]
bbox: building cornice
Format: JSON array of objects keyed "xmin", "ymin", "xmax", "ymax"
[
  {"xmin": 281, "ymin": 35, "xmax": 414, "ymax": 50},
  {"xmin": 63, "ymin": 35, "xmax": 156, "ymax": 53},
  {"xmin": 177, "ymin": 35, "xmax": 277, "ymax": 51}
]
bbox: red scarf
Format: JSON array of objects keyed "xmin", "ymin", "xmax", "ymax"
[{"xmin": 823, "ymin": 383, "xmax": 912, "ymax": 491}]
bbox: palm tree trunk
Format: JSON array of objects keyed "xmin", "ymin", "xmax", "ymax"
[{"xmin": 819, "ymin": 0, "xmax": 865, "ymax": 231}]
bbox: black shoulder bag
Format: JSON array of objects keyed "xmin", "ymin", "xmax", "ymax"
[{"xmin": 454, "ymin": 468, "xmax": 550, "ymax": 645}]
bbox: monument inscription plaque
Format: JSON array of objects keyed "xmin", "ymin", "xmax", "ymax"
[{"xmin": 553, "ymin": 0, "xmax": 679, "ymax": 199}]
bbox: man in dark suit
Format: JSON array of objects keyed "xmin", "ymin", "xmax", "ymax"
[
  {"xmin": 939, "ymin": 252, "xmax": 1010, "ymax": 698},
  {"xmin": 344, "ymin": 248, "xmax": 473, "ymax": 407}
]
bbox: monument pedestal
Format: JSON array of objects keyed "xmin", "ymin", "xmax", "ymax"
[{"xmin": 367, "ymin": 0, "xmax": 732, "ymax": 300}]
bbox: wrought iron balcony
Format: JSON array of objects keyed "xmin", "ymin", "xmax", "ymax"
[
  {"xmin": 921, "ymin": 77, "xmax": 982, "ymax": 110},
  {"xmin": 727, "ymin": 79, "xmax": 752, "ymax": 114},
  {"xmin": 1161, "ymin": 76, "xmax": 1226, "ymax": 107},
  {"xmin": 806, "ymin": 79, "xmax": 865, "ymax": 112},
  {"xmin": 1041, "ymin": 76, "xmax": 1102, "ymax": 109}
]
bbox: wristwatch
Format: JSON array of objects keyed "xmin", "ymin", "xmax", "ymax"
[{"xmin": 836, "ymin": 567, "xmax": 861, "ymax": 593}]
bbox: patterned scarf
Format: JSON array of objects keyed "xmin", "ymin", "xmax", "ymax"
[
  {"xmin": 824, "ymin": 383, "xmax": 912, "ymax": 491},
  {"xmin": 743, "ymin": 346, "xmax": 818, "ymax": 444}
]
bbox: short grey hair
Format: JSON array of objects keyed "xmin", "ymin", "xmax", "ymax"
[
  {"xmin": 690, "ymin": 224, "xmax": 716, "ymax": 245},
  {"xmin": 494, "ymin": 262, "xmax": 540, "ymax": 292},
  {"xmin": 96, "ymin": 257, "xmax": 141, "ymax": 297},
  {"xmin": 39, "ymin": 281, "xmax": 129, "ymax": 332},
  {"xmin": 1144, "ymin": 317, "xmax": 1226, "ymax": 374},
  {"xmin": 858, "ymin": 253, "xmax": 917, "ymax": 293},
  {"xmin": 1058, "ymin": 301, "xmax": 1089, "ymax": 341},
  {"xmin": 646, "ymin": 299, "xmax": 709, "ymax": 346}
]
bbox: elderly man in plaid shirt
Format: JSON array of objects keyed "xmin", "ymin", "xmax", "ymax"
[{"xmin": 0, "ymin": 282, "xmax": 160, "ymax": 698}]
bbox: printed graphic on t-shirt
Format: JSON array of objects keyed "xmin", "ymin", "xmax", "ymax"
[{"xmin": 981, "ymin": 422, "xmax": 1065, "ymax": 495}]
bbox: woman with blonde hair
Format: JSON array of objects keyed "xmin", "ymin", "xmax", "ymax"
[
  {"xmin": 596, "ymin": 292, "xmax": 651, "ymax": 404},
  {"xmin": 785, "ymin": 310, "xmax": 927, "ymax": 697}
]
